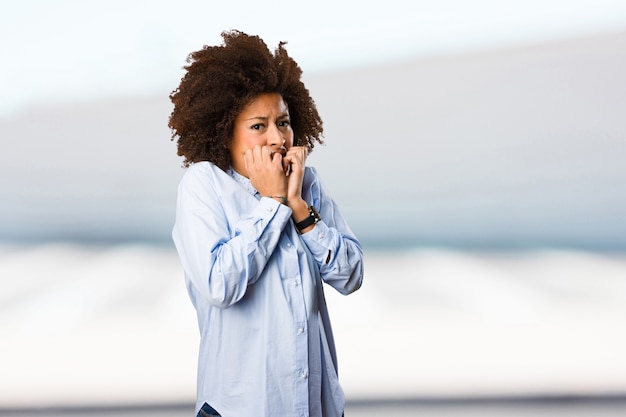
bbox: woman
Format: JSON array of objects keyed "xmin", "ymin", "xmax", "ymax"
[{"xmin": 169, "ymin": 30, "xmax": 363, "ymax": 417}]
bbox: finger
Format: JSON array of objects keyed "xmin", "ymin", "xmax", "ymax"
[
  {"xmin": 285, "ymin": 150, "xmax": 304, "ymax": 169},
  {"xmin": 270, "ymin": 147, "xmax": 282, "ymax": 162},
  {"xmin": 287, "ymin": 146, "xmax": 306, "ymax": 162},
  {"xmin": 251, "ymin": 145, "xmax": 263, "ymax": 162},
  {"xmin": 266, "ymin": 146, "xmax": 283, "ymax": 165},
  {"xmin": 282, "ymin": 155, "xmax": 291, "ymax": 176}
]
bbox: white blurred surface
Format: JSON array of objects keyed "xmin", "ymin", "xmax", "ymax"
[{"xmin": 1, "ymin": 244, "xmax": 625, "ymax": 408}]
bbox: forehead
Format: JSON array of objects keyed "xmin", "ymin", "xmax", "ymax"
[{"xmin": 240, "ymin": 93, "xmax": 289, "ymax": 116}]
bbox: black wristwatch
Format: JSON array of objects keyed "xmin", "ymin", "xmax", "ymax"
[{"xmin": 295, "ymin": 206, "xmax": 321, "ymax": 231}]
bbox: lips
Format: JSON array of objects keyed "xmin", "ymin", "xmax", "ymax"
[{"xmin": 269, "ymin": 147, "xmax": 287, "ymax": 159}]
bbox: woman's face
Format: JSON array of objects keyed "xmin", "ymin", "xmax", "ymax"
[{"xmin": 229, "ymin": 93, "xmax": 294, "ymax": 177}]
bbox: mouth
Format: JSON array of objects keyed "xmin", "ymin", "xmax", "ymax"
[{"xmin": 269, "ymin": 147, "xmax": 287, "ymax": 159}]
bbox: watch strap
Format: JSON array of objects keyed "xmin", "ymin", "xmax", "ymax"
[{"xmin": 295, "ymin": 206, "xmax": 320, "ymax": 231}]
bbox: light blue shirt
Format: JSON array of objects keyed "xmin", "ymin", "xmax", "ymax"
[{"xmin": 172, "ymin": 161, "xmax": 363, "ymax": 417}]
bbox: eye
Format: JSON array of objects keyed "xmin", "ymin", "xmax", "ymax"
[
  {"xmin": 278, "ymin": 120, "xmax": 290, "ymax": 128},
  {"xmin": 251, "ymin": 123, "xmax": 264, "ymax": 130}
]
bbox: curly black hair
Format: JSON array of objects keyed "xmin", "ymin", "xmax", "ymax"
[{"xmin": 168, "ymin": 30, "xmax": 324, "ymax": 170}]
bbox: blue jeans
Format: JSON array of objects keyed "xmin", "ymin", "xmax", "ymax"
[
  {"xmin": 196, "ymin": 402, "xmax": 221, "ymax": 417},
  {"xmin": 195, "ymin": 401, "xmax": 344, "ymax": 416}
]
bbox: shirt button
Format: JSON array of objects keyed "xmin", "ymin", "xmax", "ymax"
[
  {"xmin": 286, "ymin": 242, "xmax": 292, "ymax": 248},
  {"xmin": 301, "ymin": 371, "xmax": 308, "ymax": 379},
  {"xmin": 298, "ymin": 327, "xmax": 304, "ymax": 334}
]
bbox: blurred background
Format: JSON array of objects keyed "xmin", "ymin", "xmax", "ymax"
[{"xmin": 1, "ymin": 1, "xmax": 626, "ymax": 416}]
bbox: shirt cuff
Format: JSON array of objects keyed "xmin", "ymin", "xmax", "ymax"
[
  {"xmin": 299, "ymin": 220, "xmax": 334, "ymax": 260},
  {"xmin": 255, "ymin": 196, "xmax": 292, "ymax": 223}
]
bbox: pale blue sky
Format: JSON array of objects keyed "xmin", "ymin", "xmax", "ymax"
[{"xmin": 2, "ymin": 0, "xmax": 626, "ymax": 117}]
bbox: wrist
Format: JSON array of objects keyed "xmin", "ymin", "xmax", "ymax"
[
  {"xmin": 288, "ymin": 198, "xmax": 309, "ymax": 222},
  {"xmin": 265, "ymin": 195, "xmax": 288, "ymax": 205},
  {"xmin": 294, "ymin": 205, "xmax": 321, "ymax": 233}
]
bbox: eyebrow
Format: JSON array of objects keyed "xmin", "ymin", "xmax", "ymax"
[{"xmin": 245, "ymin": 113, "xmax": 290, "ymax": 121}]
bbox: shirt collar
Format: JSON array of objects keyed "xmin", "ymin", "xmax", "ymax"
[{"xmin": 228, "ymin": 166, "xmax": 260, "ymax": 197}]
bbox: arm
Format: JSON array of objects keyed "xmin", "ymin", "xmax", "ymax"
[
  {"xmin": 172, "ymin": 166, "xmax": 291, "ymax": 308},
  {"xmin": 299, "ymin": 168, "xmax": 364, "ymax": 295},
  {"xmin": 244, "ymin": 146, "xmax": 363, "ymax": 294}
]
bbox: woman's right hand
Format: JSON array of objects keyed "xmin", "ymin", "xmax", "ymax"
[{"xmin": 243, "ymin": 145, "xmax": 288, "ymax": 198}]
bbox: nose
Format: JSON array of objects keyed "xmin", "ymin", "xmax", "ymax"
[{"xmin": 267, "ymin": 124, "xmax": 285, "ymax": 148}]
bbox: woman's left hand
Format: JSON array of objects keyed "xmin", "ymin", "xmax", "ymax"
[
  {"xmin": 282, "ymin": 146, "xmax": 313, "ymax": 227},
  {"xmin": 283, "ymin": 146, "xmax": 307, "ymax": 201}
]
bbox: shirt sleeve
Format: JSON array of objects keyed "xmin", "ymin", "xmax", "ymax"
[
  {"xmin": 299, "ymin": 168, "xmax": 364, "ymax": 295},
  {"xmin": 172, "ymin": 166, "xmax": 292, "ymax": 308}
]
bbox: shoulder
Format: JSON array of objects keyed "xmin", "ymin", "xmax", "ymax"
[
  {"xmin": 178, "ymin": 161, "xmax": 232, "ymax": 196},
  {"xmin": 180, "ymin": 161, "xmax": 228, "ymax": 183},
  {"xmin": 183, "ymin": 160, "xmax": 223, "ymax": 177},
  {"xmin": 302, "ymin": 165, "xmax": 327, "ymax": 204},
  {"xmin": 303, "ymin": 165, "xmax": 319, "ymax": 183},
  {"xmin": 303, "ymin": 166, "xmax": 320, "ymax": 191}
]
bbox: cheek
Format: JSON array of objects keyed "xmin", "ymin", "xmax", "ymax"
[
  {"xmin": 285, "ymin": 129, "xmax": 295, "ymax": 147},
  {"xmin": 231, "ymin": 131, "xmax": 256, "ymax": 152}
]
